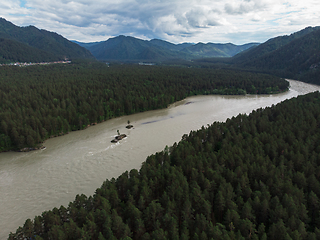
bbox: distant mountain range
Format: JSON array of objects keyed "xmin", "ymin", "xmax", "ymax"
[
  {"xmin": 191, "ymin": 26, "xmax": 320, "ymax": 84},
  {"xmin": 73, "ymin": 36, "xmax": 259, "ymax": 61},
  {"xmin": 0, "ymin": 17, "xmax": 319, "ymax": 84},
  {"xmin": 0, "ymin": 17, "xmax": 258, "ymax": 63},
  {"xmin": 0, "ymin": 18, "xmax": 94, "ymax": 63}
]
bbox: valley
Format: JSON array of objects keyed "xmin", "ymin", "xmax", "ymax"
[
  {"xmin": 1, "ymin": 16, "xmax": 320, "ymax": 239},
  {"xmin": 2, "ymin": 80, "xmax": 319, "ymax": 239}
]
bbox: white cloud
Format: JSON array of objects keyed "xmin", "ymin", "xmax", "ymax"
[{"xmin": 0, "ymin": 0, "xmax": 319, "ymax": 44}]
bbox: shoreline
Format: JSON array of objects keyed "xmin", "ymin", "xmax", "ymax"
[
  {"xmin": 1, "ymin": 81, "xmax": 292, "ymax": 154},
  {"xmin": 1, "ymin": 79, "xmax": 319, "ymax": 240}
]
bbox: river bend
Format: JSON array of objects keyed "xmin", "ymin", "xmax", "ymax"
[{"xmin": 0, "ymin": 80, "xmax": 319, "ymax": 238}]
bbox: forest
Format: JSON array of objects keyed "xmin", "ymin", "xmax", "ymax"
[
  {"xmin": 0, "ymin": 62, "xmax": 288, "ymax": 152},
  {"xmin": 8, "ymin": 90, "xmax": 320, "ymax": 239}
]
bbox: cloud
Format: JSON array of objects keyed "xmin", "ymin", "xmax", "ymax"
[
  {"xmin": 224, "ymin": 0, "xmax": 275, "ymax": 15},
  {"xmin": 0, "ymin": 0, "xmax": 319, "ymax": 44},
  {"xmin": 185, "ymin": 7, "xmax": 221, "ymax": 28}
]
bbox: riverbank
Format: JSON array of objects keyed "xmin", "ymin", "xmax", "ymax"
[
  {"xmin": 1, "ymin": 81, "xmax": 290, "ymax": 154},
  {"xmin": 1, "ymin": 80, "xmax": 319, "ymax": 239},
  {"xmin": 0, "ymin": 63, "xmax": 291, "ymax": 153}
]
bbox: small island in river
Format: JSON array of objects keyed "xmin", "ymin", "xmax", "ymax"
[
  {"xmin": 111, "ymin": 121, "xmax": 133, "ymax": 143},
  {"xmin": 111, "ymin": 134, "xmax": 127, "ymax": 143},
  {"xmin": 126, "ymin": 120, "xmax": 133, "ymax": 129}
]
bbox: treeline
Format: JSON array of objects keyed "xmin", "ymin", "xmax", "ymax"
[
  {"xmin": 0, "ymin": 63, "xmax": 288, "ymax": 152},
  {"xmin": 9, "ymin": 91, "xmax": 320, "ymax": 239}
]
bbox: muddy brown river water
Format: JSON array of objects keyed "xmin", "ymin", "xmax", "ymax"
[{"xmin": 1, "ymin": 80, "xmax": 320, "ymax": 238}]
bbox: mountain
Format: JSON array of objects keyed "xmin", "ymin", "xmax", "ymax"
[
  {"xmin": 77, "ymin": 36, "xmax": 191, "ymax": 61},
  {"xmin": 233, "ymin": 26, "xmax": 319, "ymax": 64},
  {"xmin": 149, "ymin": 39, "xmax": 194, "ymax": 51},
  {"xmin": 181, "ymin": 42, "xmax": 259, "ymax": 58},
  {"xmin": 232, "ymin": 26, "xmax": 320, "ymax": 83},
  {"xmin": 0, "ymin": 37, "xmax": 58, "ymax": 63},
  {"xmin": 0, "ymin": 18, "xmax": 94, "ymax": 63},
  {"xmin": 78, "ymin": 35, "xmax": 185, "ymax": 61},
  {"xmin": 75, "ymin": 36, "xmax": 258, "ymax": 62}
]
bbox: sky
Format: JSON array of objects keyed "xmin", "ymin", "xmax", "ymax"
[{"xmin": 1, "ymin": 0, "xmax": 319, "ymax": 45}]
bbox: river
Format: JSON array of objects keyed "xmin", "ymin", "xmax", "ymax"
[{"xmin": 0, "ymin": 79, "xmax": 319, "ymax": 238}]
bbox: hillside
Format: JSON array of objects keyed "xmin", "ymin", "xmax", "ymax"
[
  {"xmin": 82, "ymin": 35, "xmax": 190, "ymax": 61},
  {"xmin": 76, "ymin": 36, "xmax": 258, "ymax": 62},
  {"xmin": 0, "ymin": 18, "xmax": 94, "ymax": 63},
  {"xmin": 181, "ymin": 42, "xmax": 259, "ymax": 58},
  {"xmin": 233, "ymin": 26, "xmax": 319, "ymax": 64},
  {"xmin": 9, "ymin": 91, "xmax": 320, "ymax": 239},
  {"xmin": 149, "ymin": 39, "xmax": 193, "ymax": 51},
  {"xmin": 232, "ymin": 26, "xmax": 320, "ymax": 83},
  {"xmin": 0, "ymin": 38, "xmax": 58, "ymax": 63}
]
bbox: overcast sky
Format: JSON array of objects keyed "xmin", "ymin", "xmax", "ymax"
[{"xmin": 1, "ymin": 0, "xmax": 319, "ymax": 44}]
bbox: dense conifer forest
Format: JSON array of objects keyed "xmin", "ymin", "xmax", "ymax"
[
  {"xmin": 0, "ymin": 62, "xmax": 288, "ymax": 152},
  {"xmin": 9, "ymin": 91, "xmax": 320, "ymax": 239}
]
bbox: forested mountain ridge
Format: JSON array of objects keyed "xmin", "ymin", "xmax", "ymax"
[
  {"xmin": 75, "ymin": 35, "xmax": 258, "ymax": 61},
  {"xmin": 9, "ymin": 91, "xmax": 320, "ymax": 239},
  {"xmin": 0, "ymin": 18, "xmax": 94, "ymax": 63},
  {"xmin": 233, "ymin": 26, "xmax": 320, "ymax": 64},
  {"xmin": 149, "ymin": 39, "xmax": 194, "ymax": 51},
  {"xmin": 0, "ymin": 63, "xmax": 288, "ymax": 152},
  {"xmin": 78, "ymin": 35, "xmax": 190, "ymax": 61},
  {"xmin": 180, "ymin": 42, "xmax": 259, "ymax": 58},
  {"xmin": 0, "ymin": 37, "xmax": 59, "ymax": 63},
  {"xmin": 231, "ymin": 26, "xmax": 320, "ymax": 84}
]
